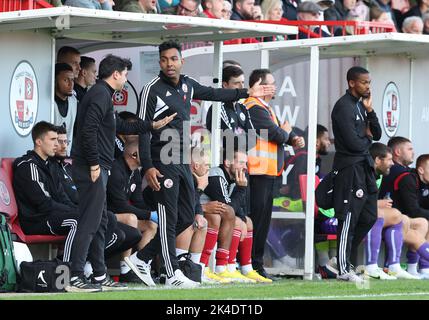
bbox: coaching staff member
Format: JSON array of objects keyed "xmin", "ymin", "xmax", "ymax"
[
  {"xmin": 67, "ymin": 55, "xmax": 174, "ymax": 292},
  {"xmin": 125, "ymin": 40, "xmax": 275, "ymax": 288},
  {"xmin": 331, "ymin": 66, "xmax": 381, "ymax": 282}
]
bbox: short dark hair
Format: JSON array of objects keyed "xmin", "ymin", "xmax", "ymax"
[
  {"xmin": 222, "ymin": 136, "xmax": 247, "ymax": 163},
  {"xmin": 249, "ymin": 68, "xmax": 271, "ymax": 88},
  {"xmin": 346, "ymin": 66, "xmax": 369, "ymax": 82},
  {"xmin": 223, "ymin": 60, "xmax": 242, "ymax": 68},
  {"xmin": 317, "ymin": 124, "xmax": 328, "ymax": 139},
  {"xmin": 369, "ymin": 142, "xmax": 392, "ymax": 161},
  {"xmin": 98, "ymin": 55, "xmax": 132, "ymax": 80},
  {"xmin": 55, "ymin": 63, "xmax": 73, "ymax": 78},
  {"xmin": 80, "ymin": 56, "xmax": 96, "ymax": 70},
  {"xmin": 222, "ymin": 66, "xmax": 244, "ymax": 83},
  {"xmin": 417, "ymin": 154, "xmax": 429, "ymax": 170},
  {"xmin": 57, "ymin": 46, "xmax": 80, "ymax": 62},
  {"xmin": 118, "ymin": 111, "xmax": 138, "ymax": 122},
  {"xmin": 31, "ymin": 121, "xmax": 58, "ymax": 144},
  {"xmin": 387, "ymin": 136, "xmax": 411, "ymax": 151},
  {"xmin": 56, "ymin": 125, "xmax": 67, "ymax": 135},
  {"xmin": 159, "ymin": 40, "xmax": 182, "ymax": 57}
]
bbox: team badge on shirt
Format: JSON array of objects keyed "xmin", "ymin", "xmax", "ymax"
[
  {"xmin": 164, "ymin": 179, "xmax": 174, "ymax": 189},
  {"xmin": 423, "ymin": 189, "xmax": 429, "ymax": 197},
  {"xmin": 355, "ymin": 189, "xmax": 364, "ymax": 198},
  {"xmin": 130, "ymin": 183, "xmax": 136, "ymax": 192},
  {"xmin": 182, "ymin": 84, "xmax": 188, "ymax": 93},
  {"xmin": 240, "ymin": 112, "xmax": 246, "ymax": 121}
]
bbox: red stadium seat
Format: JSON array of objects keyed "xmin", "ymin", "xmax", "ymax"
[{"xmin": 0, "ymin": 160, "xmax": 65, "ymax": 244}]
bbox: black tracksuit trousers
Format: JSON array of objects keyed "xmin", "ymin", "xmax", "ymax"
[
  {"xmin": 137, "ymin": 163, "xmax": 195, "ymax": 278},
  {"xmin": 334, "ymin": 163, "xmax": 377, "ymax": 275},
  {"xmin": 70, "ymin": 164, "xmax": 109, "ymax": 278}
]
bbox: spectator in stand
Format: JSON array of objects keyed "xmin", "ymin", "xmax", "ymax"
[
  {"xmin": 53, "ymin": 63, "xmax": 78, "ymax": 155},
  {"xmin": 57, "ymin": 46, "xmax": 81, "ymax": 80},
  {"xmin": 231, "ymin": 0, "xmax": 255, "ymax": 20},
  {"xmin": 401, "ymin": 0, "xmax": 429, "ymax": 28},
  {"xmin": 350, "ymin": 0, "xmax": 370, "ymax": 21},
  {"xmin": 64, "ymin": 0, "xmax": 114, "ymax": 10},
  {"xmin": 202, "ymin": 0, "xmax": 224, "ymax": 18},
  {"xmin": 282, "ymin": 0, "xmax": 301, "ymax": 20},
  {"xmin": 163, "ymin": 0, "xmax": 205, "ymax": 16},
  {"xmin": 115, "ymin": 0, "xmax": 158, "ymax": 12},
  {"xmin": 74, "ymin": 56, "xmax": 97, "ymax": 103},
  {"xmin": 262, "ymin": 0, "xmax": 287, "ymax": 40},
  {"xmin": 375, "ymin": 0, "xmax": 401, "ymax": 29},
  {"xmin": 325, "ymin": 0, "xmax": 358, "ymax": 35},
  {"xmin": 423, "ymin": 12, "xmax": 429, "ymax": 33},
  {"xmin": 402, "ymin": 15, "xmax": 424, "ymax": 33},
  {"xmin": 253, "ymin": 3, "xmax": 264, "ymax": 19},
  {"xmin": 12, "ymin": 122, "xmax": 80, "ymax": 264},
  {"xmin": 157, "ymin": 0, "xmax": 179, "ymax": 12},
  {"xmin": 296, "ymin": 1, "xmax": 331, "ymax": 38},
  {"xmin": 222, "ymin": 0, "xmax": 233, "ymax": 18},
  {"xmin": 370, "ymin": 4, "xmax": 393, "ymax": 22}
]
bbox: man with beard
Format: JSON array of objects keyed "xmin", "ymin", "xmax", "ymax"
[
  {"xmin": 230, "ymin": 0, "xmax": 255, "ymax": 20},
  {"xmin": 53, "ymin": 63, "xmax": 78, "ymax": 154}
]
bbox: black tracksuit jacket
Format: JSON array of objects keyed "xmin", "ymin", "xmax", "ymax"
[
  {"xmin": 72, "ymin": 80, "xmax": 152, "ymax": 170},
  {"xmin": 13, "ymin": 151, "xmax": 77, "ymax": 223},
  {"xmin": 107, "ymin": 157, "xmax": 151, "ymax": 220},
  {"xmin": 138, "ymin": 71, "xmax": 249, "ymax": 172}
]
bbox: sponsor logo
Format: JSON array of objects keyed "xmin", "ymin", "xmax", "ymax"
[{"xmin": 37, "ymin": 270, "xmax": 48, "ymax": 288}]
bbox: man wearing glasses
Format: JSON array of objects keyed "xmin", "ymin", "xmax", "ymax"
[{"xmin": 164, "ymin": 0, "xmax": 204, "ymax": 16}]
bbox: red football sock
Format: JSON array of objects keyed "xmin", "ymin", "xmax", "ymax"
[
  {"xmin": 215, "ymin": 248, "xmax": 229, "ymax": 267},
  {"xmin": 238, "ymin": 230, "xmax": 253, "ymax": 267},
  {"xmin": 228, "ymin": 229, "xmax": 242, "ymax": 264},
  {"xmin": 200, "ymin": 228, "xmax": 219, "ymax": 266}
]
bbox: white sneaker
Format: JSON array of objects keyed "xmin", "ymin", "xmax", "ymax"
[
  {"xmin": 337, "ymin": 271, "xmax": 365, "ymax": 284},
  {"xmin": 390, "ymin": 268, "xmax": 420, "ymax": 280},
  {"xmin": 366, "ymin": 267, "xmax": 397, "ymax": 280},
  {"xmin": 166, "ymin": 269, "xmax": 200, "ymax": 288},
  {"xmin": 124, "ymin": 255, "xmax": 156, "ymax": 287},
  {"xmin": 406, "ymin": 270, "xmax": 429, "ymax": 280}
]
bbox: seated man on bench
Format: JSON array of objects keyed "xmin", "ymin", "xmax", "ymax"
[{"xmin": 13, "ymin": 121, "xmax": 80, "ymax": 262}]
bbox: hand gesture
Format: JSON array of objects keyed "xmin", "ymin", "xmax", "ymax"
[
  {"xmin": 292, "ymin": 136, "xmax": 305, "ymax": 149},
  {"xmin": 193, "ymin": 171, "xmax": 209, "ymax": 191},
  {"xmin": 152, "ymin": 113, "xmax": 177, "ymax": 130},
  {"xmin": 248, "ymin": 79, "xmax": 275, "ymax": 98},
  {"xmin": 362, "ymin": 94, "xmax": 373, "ymax": 113},
  {"xmin": 145, "ymin": 167, "xmax": 164, "ymax": 191},
  {"xmin": 235, "ymin": 169, "xmax": 247, "ymax": 187},
  {"xmin": 202, "ymin": 201, "xmax": 227, "ymax": 215},
  {"xmin": 377, "ymin": 199, "xmax": 392, "ymax": 209},
  {"xmin": 90, "ymin": 166, "xmax": 100, "ymax": 183},
  {"xmin": 194, "ymin": 214, "xmax": 208, "ymax": 230},
  {"xmin": 281, "ymin": 120, "xmax": 292, "ymax": 134}
]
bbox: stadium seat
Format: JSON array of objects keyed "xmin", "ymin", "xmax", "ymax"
[
  {"xmin": 299, "ymin": 174, "xmax": 336, "ymax": 242},
  {"xmin": 0, "ymin": 161, "xmax": 65, "ymax": 244}
]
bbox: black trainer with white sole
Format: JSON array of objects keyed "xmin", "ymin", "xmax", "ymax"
[{"xmin": 65, "ymin": 277, "xmax": 102, "ymax": 293}]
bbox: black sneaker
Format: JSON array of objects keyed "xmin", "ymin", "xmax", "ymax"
[
  {"xmin": 256, "ymin": 267, "xmax": 281, "ymax": 281},
  {"xmin": 119, "ymin": 270, "xmax": 144, "ymax": 284},
  {"xmin": 65, "ymin": 276, "xmax": 102, "ymax": 293},
  {"xmin": 92, "ymin": 275, "xmax": 128, "ymax": 291}
]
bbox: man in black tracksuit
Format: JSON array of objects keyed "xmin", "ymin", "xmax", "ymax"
[
  {"xmin": 69, "ymin": 55, "xmax": 174, "ymax": 292},
  {"xmin": 331, "ymin": 66, "xmax": 381, "ymax": 281},
  {"xmin": 126, "ymin": 40, "xmax": 274, "ymax": 287},
  {"xmin": 13, "ymin": 122, "xmax": 79, "ymax": 263}
]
